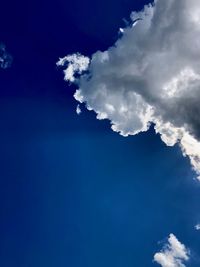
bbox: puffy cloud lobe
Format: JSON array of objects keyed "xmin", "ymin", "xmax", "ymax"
[
  {"xmin": 154, "ymin": 234, "xmax": 189, "ymax": 267},
  {"xmin": 57, "ymin": 0, "xmax": 200, "ymax": 179},
  {"xmin": 0, "ymin": 43, "xmax": 13, "ymax": 69},
  {"xmin": 56, "ymin": 53, "xmax": 89, "ymax": 82}
]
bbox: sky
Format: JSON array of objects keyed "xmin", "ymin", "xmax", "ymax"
[{"xmin": 0, "ymin": 0, "xmax": 200, "ymax": 266}]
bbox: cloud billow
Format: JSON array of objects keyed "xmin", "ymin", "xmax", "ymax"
[
  {"xmin": 154, "ymin": 234, "xmax": 189, "ymax": 267},
  {"xmin": 57, "ymin": 0, "xmax": 200, "ymax": 180}
]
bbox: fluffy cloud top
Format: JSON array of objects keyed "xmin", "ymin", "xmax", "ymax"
[
  {"xmin": 154, "ymin": 234, "xmax": 189, "ymax": 267},
  {"xmin": 57, "ymin": 0, "xmax": 200, "ymax": 179},
  {"xmin": 0, "ymin": 43, "xmax": 13, "ymax": 69}
]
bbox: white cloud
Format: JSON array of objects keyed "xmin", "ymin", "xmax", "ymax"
[
  {"xmin": 56, "ymin": 53, "xmax": 89, "ymax": 82},
  {"xmin": 195, "ymin": 224, "xmax": 200, "ymax": 230},
  {"xmin": 76, "ymin": 104, "xmax": 81, "ymax": 115},
  {"xmin": 57, "ymin": 0, "xmax": 200, "ymax": 179},
  {"xmin": 154, "ymin": 234, "xmax": 189, "ymax": 267}
]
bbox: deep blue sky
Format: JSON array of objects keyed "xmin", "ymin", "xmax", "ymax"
[{"xmin": 0, "ymin": 0, "xmax": 200, "ymax": 266}]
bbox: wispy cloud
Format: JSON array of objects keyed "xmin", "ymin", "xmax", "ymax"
[
  {"xmin": 0, "ymin": 43, "xmax": 13, "ymax": 69},
  {"xmin": 195, "ymin": 224, "xmax": 200, "ymax": 230}
]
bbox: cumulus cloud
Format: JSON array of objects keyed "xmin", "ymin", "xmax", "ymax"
[
  {"xmin": 0, "ymin": 43, "xmax": 13, "ymax": 69},
  {"xmin": 57, "ymin": 0, "xmax": 200, "ymax": 179},
  {"xmin": 154, "ymin": 234, "xmax": 189, "ymax": 267}
]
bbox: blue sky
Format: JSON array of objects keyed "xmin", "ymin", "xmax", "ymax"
[{"xmin": 0, "ymin": 0, "xmax": 200, "ymax": 266}]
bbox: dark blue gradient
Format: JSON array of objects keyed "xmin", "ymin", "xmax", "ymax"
[{"xmin": 0, "ymin": 0, "xmax": 200, "ymax": 266}]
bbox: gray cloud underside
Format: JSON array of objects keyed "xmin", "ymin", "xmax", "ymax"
[{"xmin": 57, "ymin": 0, "xmax": 200, "ymax": 180}]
